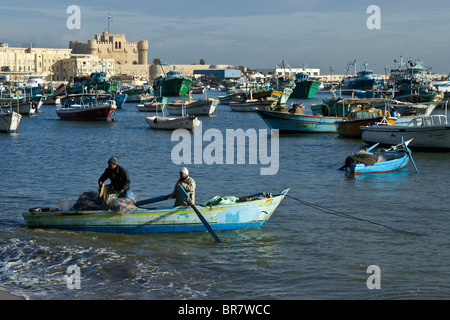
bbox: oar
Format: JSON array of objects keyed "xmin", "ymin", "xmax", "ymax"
[
  {"xmin": 177, "ymin": 185, "xmax": 222, "ymax": 243},
  {"xmin": 136, "ymin": 195, "xmax": 168, "ymax": 206},
  {"xmin": 366, "ymin": 142, "xmax": 379, "ymax": 152},
  {"xmin": 402, "ymin": 138, "xmax": 419, "ymax": 173}
]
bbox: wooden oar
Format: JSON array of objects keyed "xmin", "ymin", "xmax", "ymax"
[
  {"xmin": 177, "ymin": 185, "xmax": 222, "ymax": 243},
  {"xmin": 402, "ymin": 138, "xmax": 419, "ymax": 173},
  {"xmin": 136, "ymin": 195, "xmax": 168, "ymax": 206},
  {"xmin": 366, "ymin": 142, "xmax": 379, "ymax": 152}
]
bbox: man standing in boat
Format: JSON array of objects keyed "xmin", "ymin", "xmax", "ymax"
[
  {"xmin": 98, "ymin": 156, "xmax": 131, "ymax": 200},
  {"xmin": 167, "ymin": 167, "xmax": 196, "ymax": 207}
]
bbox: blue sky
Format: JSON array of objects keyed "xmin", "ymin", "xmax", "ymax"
[{"xmin": 1, "ymin": 0, "xmax": 450, "ymax": 74}]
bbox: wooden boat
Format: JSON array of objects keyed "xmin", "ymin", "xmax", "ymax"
[
  {"xmin": 21, "ymin": 188, "xmax": 290, "ymax": 234},
  {"xmin": 122, "ymin": 86, "xmax": 153, "ymax": 102},
  {"xmin": 335, "ymin": 107, "xmax": 394, "ymax": 138},
  {"xmin": 218, "ymin": 92, "xmax": 243, "ymax": 105},
  {"xmin": 145, "ymin": 114, "xmax": 200, "ymax": 131},
  {"xmin": 229, "ymin": 99, "xmax": 277, "ymax": 112},
  {"xmin": 229, "ymin": 91, "xmax": 277, "ymax": 112},
  {"xmin": 56, "ymin": 100, "xmax": 117, "ymax": 121},
  {"xmin": 136, "ymin": 101, "xmax": 166, "ymax": 112},
  {"xmin": 166, "ymin": 98, "xmax": 218, "ymax": 116},
  {"xmin": 340, "ymin": 140, "xmax": 416, "ymax": 175},
  {"xmin": 290, "ymin": 72, "xmax": 321, "ymax": 99},
  {"xmin": 360, "ymin": 115, "xmax": 450, "ymax": 151},
  {"xmin": 60, "ymin": 93, "xmax": 128, "ymax": 109},
  {"xmin": 256, "ymin": 105, "xmax": 341, "ymax": 133},
  {"xmin": 0, "ymin": 110, "xmax": 22, "ymax": 133},
  {"xmin": 0, "ymin": 97, "xmax": 44, "ymax": 116}
]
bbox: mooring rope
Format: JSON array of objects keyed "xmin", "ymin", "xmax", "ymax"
[{"xmin": 285, "ymin": 194, "xmax": 424, "ymax": 236}]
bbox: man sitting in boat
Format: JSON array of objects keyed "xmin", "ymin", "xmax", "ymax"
[
  {"xmin": 98, "ymin": 156, "xmax": 131, "ymax": 201},
  {"xmin": 167, "ymin": 167, "xmax": 196, "ymax": 207}
]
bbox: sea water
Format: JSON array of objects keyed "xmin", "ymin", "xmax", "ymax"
[{"xmin": 0, "ymin": 91, "xmax": 449, "ymax": 300}]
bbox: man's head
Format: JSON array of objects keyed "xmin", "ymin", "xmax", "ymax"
[
  {"xmin": 179, "ymin": 167, "xmax": 189, "ymax": 179},
  {"xmin": 108, "ymin": 156, "xmax": 118, "ymax": 169}
]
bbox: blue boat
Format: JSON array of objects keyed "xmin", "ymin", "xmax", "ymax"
[
  {"xmin": 22, "ymin": 188, "xmax": 289, "ymax": 234},
  {"xmin": 340, "ymin": 140, "xmax": 417, "ymax": 175},
  {"xmin": 256, "ymin": 107, "xmax": 341, "ymax": 133}
]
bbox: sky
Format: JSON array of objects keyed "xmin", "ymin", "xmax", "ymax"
[{"xmin": 1, "ymin": 0, "xmax": 450, "ymax": 75}]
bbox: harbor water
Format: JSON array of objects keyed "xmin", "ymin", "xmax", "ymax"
[{"xmin": 0, "ymin": 91, "xmax": 449, "ymax": 300}]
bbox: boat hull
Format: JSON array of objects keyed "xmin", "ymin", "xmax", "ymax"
[
  {"xmin": 145, "ymin": 115, "xmax": 200, "ymax": 130},
  {"xmin": 166, "ymin": 99, "xmax": 218, "ymax": 115},
  {"xmin": 56, "ymin": 102, "xmax": 117, "ymax": 121},
  {"xmin": 256, "ymin": 109, "xmax": 340, "ymax": 133},
  {"xmin": 0, "ymin": 98, "xmax": 43, "ymax": 115},
  {"xmin": 229, "ymin": 100, "xmax": 276, "ymax": 112},
  {"xmin": 350, "ymin": 154, "xmax": 409, "ymax": 175},
  {"xmin": 335, "ymin": 117, "xmax": 385, "ymax": 138},
  {"xmin": 290, "ymin": 81, "xmax": 321, "ymax": 99},
  {"xmin": 361, "ymin": 125, "xmax": 450, "ymax": 151},
  {"xmin": 22, "ymin": 189, "xmax": 289, "ymax": 234},
  {"xmin": 155, "ymin": 78, "xmax": 192, "ymax": 97},
  {"xmin": 0, "ymin": 111, "xmax": 22, "ymax": 133},
  {"xmin": 136, "ymin": 102, "xmax": 166, "ymax": 112}
]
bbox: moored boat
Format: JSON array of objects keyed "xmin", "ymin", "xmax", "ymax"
[
  {"xmin": 290, "ymin": 72, "xmax": 321, "ymax": 99},
  {"xmin": 340, "ymin": 140, "xmax": 416, "ymax": 175},
  {"xmin": 21, "ymin": 188, "xmax": 290, "ymax": 234},
  {"xmin": 0, "ymin": 97, "xmax": 44, "ymax": 116},
  {"xmin": 145, "ymin": 114, "xmax": 200, "ymax": 131},
  {"xmin": 0, "ymin": 110, "xmax": 22, "ymax": 133},
  {"xmin": 166, "ymin": 98, "xmax": 218, "ymax": 116},
  {"xmin": 360, "ymin": 114, "xmax": 450, "ymax": 151},
  {"xmin": 256, "ymin": 105, "xmax": 341, "ymax": 133},
  {"xmin": 153, "ymin": 69, "xmax": 192, "ymax": 97},
  {"xmin": 56, "ymin": 100, "xmax": 117, "ymax": 121}
]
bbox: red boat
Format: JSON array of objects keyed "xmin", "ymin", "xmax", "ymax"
[{"xmin": 56, "ymin": 100, "xmax": 117, "ymax": 120}]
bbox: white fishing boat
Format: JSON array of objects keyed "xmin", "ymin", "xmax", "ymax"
[
  {"xmin": 360, "ymin": 114, "xmax": 450, "ymax": 151},
  {"xmin": 229, "ymin": 99, "xmax": 277, "ymax": 112},
  {"xmin": 166, "ymin": 98, "xmax": 218, "ymax": 115},
  {"xmin": 0, "ymin": 97, "xmax": 44, "ymax": 115},
  {"xmin": 0, "ymin": 110, "xmax": 22, "ymax": 133},
  {"xmin": 145, "ymin": 115, "xmax": 200, "ymax": 131},
  {"xmin": 136, "ymin": 101, "xmax": 166, "ymax": 112},
  {"xmin": 145, "ymin": 103, "xmax": 200, "ymax": 130}
]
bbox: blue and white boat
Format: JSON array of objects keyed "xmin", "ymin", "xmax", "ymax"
[
  {"xmin": 255, "ymin": 107, "xmax": 341, "ymax": 133},
  {"xmin": 340, "ymin": 140, "xmax": 416, "ymax": 175},
  {"xmin": 22, "ymin": 188, "xmax": 289, "ymax": 234}
]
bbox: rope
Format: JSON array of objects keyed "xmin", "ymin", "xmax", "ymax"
[{"xmin": 285, "ymin": 195, "xmax": 424, "ymax": 236}]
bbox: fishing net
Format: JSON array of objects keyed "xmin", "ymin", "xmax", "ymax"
[
  {"xmin": 344, "ymin": 151, "xmax": 384, "ymax": 167},
  {"xmin": 72, "ymin": 190, "xmax": 137, "ymax": 213},
  {"xmin": 204, "ymin": 196, "xmax": 239, "ymax": 207}
]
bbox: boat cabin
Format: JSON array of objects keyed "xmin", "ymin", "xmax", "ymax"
[
  {"xmin": 408, "ymin": 115, "xmax": 448, "ymax": 127},
  {"xmin": 345, "ymin": 107, "xmax": 388, "ymax": 121}
]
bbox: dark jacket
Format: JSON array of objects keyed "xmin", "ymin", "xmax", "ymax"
[{"xmin": 98, "ymin": 165, "xmax": 130, "ymax": 192}]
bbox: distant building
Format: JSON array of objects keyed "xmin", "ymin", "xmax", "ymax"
[
  {"xmin": 274, "ymin": 66, "xmax": 320, "ymax": 78},
  {"xmin": 69, "ymin": 31, "xmax": 148, "ymax": 65},
  {"xmin": 69, "ymin": 31, "xmax": 150, "ymax": 79},
  {"xmin": 0, "ymin": 42, "xmax": 72, "ymax": 80},
  {"xmin": 56, "ymin": 54, "xmax": 115, "ymax": 81}
]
